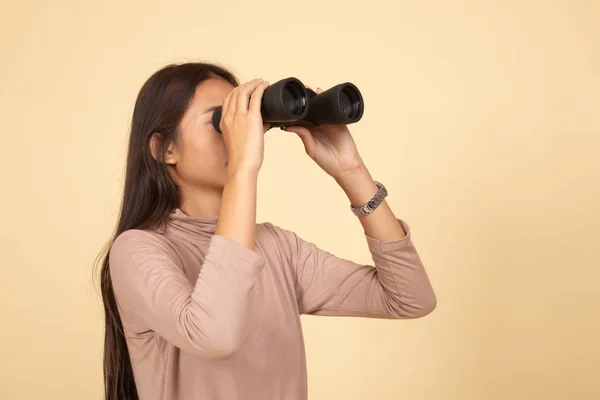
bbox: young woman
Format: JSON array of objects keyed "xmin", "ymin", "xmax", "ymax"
[{"xmin": 96, "ymin": 62, "xmax": 436, "ymax": 400}]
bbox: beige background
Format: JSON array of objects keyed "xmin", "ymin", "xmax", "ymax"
[{"xmin": 1, "ymin": 0, "xmax": 599, "ymax": 399}]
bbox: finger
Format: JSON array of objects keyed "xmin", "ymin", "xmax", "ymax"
[
  {"xmin": 305, "ymin": 85, "xmax": 315, "ymax": 93},
  {"xmin": 306, "ymin": 85, "xmax": 324, "ymax": 95},
  {"xmin": 283, "ymin": 126, "xmax": 316, "ymax": 159},
  {"xmin": 220, "ymin": 92, "xmax": 233, "ymax": 133},
  {"xmin": 221, "ymin": 82, "xmax": 248, "ymax": 132},
  {"xmin": 236, "ymin": 79, "xmax": 263, "ymax": 113},
  {"xmin": 249, "ymin": 80, "xmax": 270, "ymax": 115},
  {"xmin": 224, "ymin": 79, "xmax": 256, "ymax": 116},
  {"xmin": 222, "ymin": 84, "xmax": 240, "ymax": 117},
  {"xmin": 221, "ymin": 87, "xmax": 234, "ymax": 116}
]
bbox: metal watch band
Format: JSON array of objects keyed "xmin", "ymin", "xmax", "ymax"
[{"xmin": 350, "ymin": 181, "xmax": 388, "ymax": 216}]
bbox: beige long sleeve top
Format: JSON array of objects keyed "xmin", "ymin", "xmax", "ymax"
[{"xmin": 109, "ymin": 208, "xmax": 436, "ymax": 400}]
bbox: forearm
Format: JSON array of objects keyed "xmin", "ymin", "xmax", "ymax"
[
  {"xmin": 335, "ymin": 163, "xmax": 407, "ymax": 241},
  {"xmin": 215, "ymin": 166, "xmax": 259, "ymax": 251}
]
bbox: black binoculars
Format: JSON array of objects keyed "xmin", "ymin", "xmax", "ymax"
[{"xmin": 211, "ymin": 77, "xmax": 364, "ymax": 134}]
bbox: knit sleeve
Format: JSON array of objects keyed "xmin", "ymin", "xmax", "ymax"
[
  {"xmin": 109, "ymin": 229, "xmax": 266, "ymax": 359},
  {"xmin": 264, "ymin": 220, "xmax": 436, "ymax": 319}
]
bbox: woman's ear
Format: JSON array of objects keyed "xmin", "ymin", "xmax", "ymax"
[{"xmin": 149, "ymin": 132, "xmax": 178, "ymax": 165}]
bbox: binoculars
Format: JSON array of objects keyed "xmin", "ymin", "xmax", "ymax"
[{"xmin": 211, "ymin": 77, "xmax": 364, "ymax": 134}]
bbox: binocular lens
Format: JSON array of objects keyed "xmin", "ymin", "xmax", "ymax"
[
  {"xmin": 282, "ymin": 81, "xmax": 308, "ymax": 116},
  {"xmin": 340, "ymin": 86, "xmax": 362, "ymax": 120}
]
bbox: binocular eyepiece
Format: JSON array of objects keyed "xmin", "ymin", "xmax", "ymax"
[{"xmin": 211, "ymin": 77, "xmax": 364, "ymax": 134}]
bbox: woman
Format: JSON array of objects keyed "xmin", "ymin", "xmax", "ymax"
[{"xmin": 96, "ymin": 62, "xmax": 436, "ymax": 400}]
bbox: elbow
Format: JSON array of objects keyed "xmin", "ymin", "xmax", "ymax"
[
  {"xmin": 404, "ymin": 283, "xmax": 438, "ymax": 318},
  {"xmin": 413, "ymin": 291, "xmax": 437, "ymax": 318},
  {"xmin": 204, "ymin": 336, "xmax": 242, "ymax": 359},
  {"xmin": 388, "ymin": 290, "xmax": 437, "ymax": 319},
  {"xmin": 183, "ymin": 316, "xmax": 244, "ymax": 360},
  {"xmin": 187, "ymin": 332, "xmax": 242, "ymax": 360}
]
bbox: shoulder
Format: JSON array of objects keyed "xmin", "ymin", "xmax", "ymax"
[
  {"xmin": 257, "ymin": 220, "xmax": 295, "ymax": 242},
  {"xmin": 110, "ymin": 228, "xmax": 170, "ymax": 256},
  {"xmin": 109, "ymin": 229, "xmax": 177, "ymax": 275},
  {"xmin": 256, "ymin": 221, "xmax": 306, "ymax": 260}
]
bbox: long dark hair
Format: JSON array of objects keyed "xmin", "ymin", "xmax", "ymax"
[{"xmin": 93, "ymin": 62, "xmax": 239, "ymax": 400}]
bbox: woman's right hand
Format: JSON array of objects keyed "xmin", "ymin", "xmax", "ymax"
[{"xmin": 219, "ymin": 78, "xmax": 271, "ymax": 173}]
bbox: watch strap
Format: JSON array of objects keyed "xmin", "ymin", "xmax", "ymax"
[{"xmin": 350, "ymin": 181, "xmax": 388, "ymax": 216}]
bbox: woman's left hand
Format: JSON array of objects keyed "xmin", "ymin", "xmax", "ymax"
[{"xmin": 282, "ymin": 87, "xmax": 364, "ymax": 180}]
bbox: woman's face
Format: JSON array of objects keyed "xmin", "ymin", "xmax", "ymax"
[{"xmin": 167, "ymin": 77, "xmax": 236, "ymax": 192}]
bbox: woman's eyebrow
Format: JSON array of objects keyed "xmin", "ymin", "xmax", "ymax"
[{"xmin": 201, "ymin": 105, "xmax": 220, "ymax": 114}]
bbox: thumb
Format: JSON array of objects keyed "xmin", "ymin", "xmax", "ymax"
[
  {"xmin": 283, "ymin": 126, "xmax": 316, "ymax": 159},
  {"xmin": 281, "ymin": 125, "xmax": 308, "ymax": 134}
]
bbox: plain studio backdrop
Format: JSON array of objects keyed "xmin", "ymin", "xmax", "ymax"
[{"xmin": 1, "ymin": 1, "xmax": 598, "ymax": 399}]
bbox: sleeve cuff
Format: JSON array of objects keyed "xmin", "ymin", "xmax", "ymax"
[
  {"xmin": 209, "ymin": 234, "xmax": 267, "ymax": 271},
  {"xmin": 364, "ymin": 218, "xmax": 413, "ymax": 253}
]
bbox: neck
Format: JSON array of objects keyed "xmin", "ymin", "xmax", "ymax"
[{"xmin": 178, "ymin": 184, "xmax": 223, "ymax": 218}]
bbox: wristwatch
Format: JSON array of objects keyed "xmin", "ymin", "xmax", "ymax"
[{"xmin": 350, "ymin": 181, "xmax": 388, "ymax": 216}]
